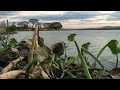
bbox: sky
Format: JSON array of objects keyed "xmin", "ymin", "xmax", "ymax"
[{"xmin": 0, "ymin": 11, "xmax": 120, "ymax": 29}]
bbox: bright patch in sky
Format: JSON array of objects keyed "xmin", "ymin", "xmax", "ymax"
[
  {"xmin": 98, "ymin": 11, "xmax": 116, "ymax": 13},
  {"xmin": 19, "ymin": 11, "xmax": 65, "ymax": 16}
]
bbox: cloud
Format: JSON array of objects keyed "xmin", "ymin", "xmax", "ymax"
[
  {"xmin": 105, "ymin": 11, "xmax": 120, "ymax": 21},
  {"xmin": 0, "ymin": 11, "xmax": 19, "ymax": 17},
  {"xmin": 0, "ymin": 11, "xmax": 119, "ymax": 24},
  {"xmin": 16, "ymin": 11, "xmax": 100, "ymax": 21}
]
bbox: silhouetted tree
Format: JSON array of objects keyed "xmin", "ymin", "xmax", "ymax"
[{"xmin": 29, "ymin": 19, "xmax": 39, "ymax": 29}]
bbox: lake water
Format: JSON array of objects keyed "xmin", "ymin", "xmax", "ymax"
[{"xmin": 9, "ymin": 30, "xmax": 120, "ymax": 70}]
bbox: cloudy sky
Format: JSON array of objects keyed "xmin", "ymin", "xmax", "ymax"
[{"xmin": 0, "ymin": 11, "xmax": 120, "ymax": 29}]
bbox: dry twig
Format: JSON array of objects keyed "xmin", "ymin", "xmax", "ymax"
[{"xmin": 0, "ymin": 57, "xmax": 25, "ymax": 74}]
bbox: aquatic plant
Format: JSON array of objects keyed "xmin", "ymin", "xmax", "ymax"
[
  {"xmin": 68, "ymin": 34, "xmax": 92, "ymax": 79},
  {"xmin": 92, "ymin": 40, "xmax": 120, "ymax": 68},
  {"xmin": 0, "ymin": 26, "xmax": 17, "ymax": 49}
]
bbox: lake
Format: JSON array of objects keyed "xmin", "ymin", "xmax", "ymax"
[{"xmin": 9, "ymin": 30, "xmax": 120, "ymax": 70}]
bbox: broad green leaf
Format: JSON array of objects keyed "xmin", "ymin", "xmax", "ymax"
[
  {"xmin": 81, "ymin": 42, "xmax": 91, "ymax": 66},
  {"xmin": 82, "ymin": 42, "xmax": 90, "ymax": 50},
  {"xmin": 107, "ymin": 40, "xmax": 120, "ymax": 54},
  {"xmin": 81, "ymin": 42, "xmax": 90, "ymax": 58},
  {"xmin": 8, "ymin": 38, "xmax": 18, "ymax": 47},
  {"xmin": 68, "ymin": 34, "xmax": 77, "ymax": 42}
]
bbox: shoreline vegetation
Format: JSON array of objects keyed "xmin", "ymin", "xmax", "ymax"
[
  {"xmin": 0, "ymin": 24, "xmax": 120, "ymax": 79},
  {"xmin": 1, "ymin": 19, "xmax": 120, "ymax": 35}
]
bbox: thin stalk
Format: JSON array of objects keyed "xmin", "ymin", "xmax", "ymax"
[
  {"xmin": 26, "ymin": 25, "xmax": 39, "ymax": 79},
  {"xmin": 69, "ymin": 68, "xmax": 109, "ymax": 72},
  {"xmin": 6, "ymin": 33, "xmax": 10, "ymax": 46},
  {"xmin": 64, "ymin": 43, "xmax": 69, "ymax": 59},
  {"xmin": 81, "ymin": 47, "xmax": 104, "ymax": 69},
  {"xmin": 64, "ymin": 70, "xmax": 77, "ymax": 78},
  {"xmin": 116, "ymin": 54, "xmax": 119, "ymax": 68},
  {"xmin": 25, "ymin": 60, "xmax": 37, "ymax": 79},
  {"xmin": 60, "ymin": 71, "xmax": 65, "ymax": 79},
  {"xmin": 28, "ymin": 26, "xmax": 39, "ymax": 62},
  {"xmin": 92, "ymin": 43, "xmax": 108, "ymax": 67},
  {"xmin": 74, "ymin": 40, "xmax": 92, "ymax": 79}
]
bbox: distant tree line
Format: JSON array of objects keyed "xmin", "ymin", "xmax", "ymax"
[
  {"xmin": 43, "ymin": 22, "xmax": 62, "ymax": 29},
  {"xmin": 0, "ymin": 19, "xmax": 63, "ymax": 32},
  {"xmin": 15, "ymin": 19, "xmax": 62, "ymax": 30}
]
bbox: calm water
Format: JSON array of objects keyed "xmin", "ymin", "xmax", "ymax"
[{"xmin": 10, "ymin": 30, "xmax": 120, "ymax": 70}]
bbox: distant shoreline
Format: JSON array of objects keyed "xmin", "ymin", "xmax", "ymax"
[{"xmin": 17, "ymin": 29, "xmax": 120, "ymax": 31}]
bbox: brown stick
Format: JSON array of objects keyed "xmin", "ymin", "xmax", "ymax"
[
  {"xmin": 0, "ymin": 57, "xmax": 25, "ymax": 74},
  {"xmin": 28, "ymin": 25, "xmax": 39, "ymax": 62},
  {"xmin": 0, "ymin": 70, "xmax": 25, "ymax": 79},
  {"xmin": 39, "ymin": 66, "xmax": 50, "ymax": 79}
]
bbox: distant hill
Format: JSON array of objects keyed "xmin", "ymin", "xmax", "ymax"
[{"xmin": 80, "ymin": 26, "xmax": 120, "ymax": 30}]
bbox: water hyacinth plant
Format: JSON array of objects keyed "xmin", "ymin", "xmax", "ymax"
[
  {"xmin": 92, "ymin": 40, "xmax": 120, "ymax": 69},
  {"xmin": 68, "ymin": 33, "xmax": 92, "ymax": 79}
]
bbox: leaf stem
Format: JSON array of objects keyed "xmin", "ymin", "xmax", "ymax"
[
  {"xmin": 116, "ymin": 54, "xmax": 119, "ymax": 68},
  {"xmin": 74, "ymin": 40, "xmax": 92, "ymax": 79}
]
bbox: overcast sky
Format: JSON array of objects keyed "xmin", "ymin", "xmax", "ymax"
[{"xmin": 0, "ymin": 11, "xmax": 119, "ymax": 29}]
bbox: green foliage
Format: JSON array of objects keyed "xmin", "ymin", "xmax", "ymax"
[
  {"xmin": 92, "ymin": 40, "xmax": 120, "ymax": 68},
  {"xmin": 82, "ymin": 42, "xmax": 90, "ymax": 50},
  {"xmin": 74, "ymin": 40, "xmax": 92, "ymax": 79},
  {"xmin": 81, "ymin": 42, "xmax": 90, "ymax": 57},
  {"xmin": 107, "ymin": 40, "xmax": 120, "ymax": 68},
  {"xmin": 67, "ymin": 33, "xmax": 92, "ymax": 79},
  {"xmin": 8, "ymin": 38, "xmax": 18, "ymax": 48},
  {"xmin": 68, "ymin": 33, "xmax": 77, "ymax": 42},
  {"xmin": 0, "ymin": 26, "xmax": 17, "ymax": 49},
  {"xmin": 64, "ymin": 56, "xmax": 78, "ymax": 66},
  {"xmin": 6, "ymin": 26, "xmax": 16, "ymax": 34},
  {"xmin": 107, "ymin": 40, "xmax": 120, "ymax": 55},
  {"xmin": 81, "ymin": 42, "xmax": 91, "ymax": 66}
]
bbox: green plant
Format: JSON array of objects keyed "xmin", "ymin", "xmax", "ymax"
[
  {"xmin": 0, "ymin": 26, "xmax": 17, "ymax": 49},
  {"xmin": 68, "ymin": 34, "xmax": 92, "ymax": 79},
  {"xmin": 81, "ymin": 42, "xmax": 91, "ymax": 66},
  {"xmin": 25, "ymin": 26, "xmax": 39, "ymax": 79},
  {"xmin": 92, "ymin": 40, "xmax": 120, "ymax": 68}
]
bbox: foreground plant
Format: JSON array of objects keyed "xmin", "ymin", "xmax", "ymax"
[
  {"xmin": 25, "ymin": 25, "xmax": 54, "ymax": 79},
  {"xmin": 92, "ymin": 40, "xmax": 120, "ymax": 68},
  {"xmin": 25, "ymin": 25, "xmax": 40, "ymax": 79},
  {"xmin": 0, "ymin": 26, "xmax": 17, "ymax": 49},
  {"xmin": 68, "ymin": 34, "xmax": 92, "ymax": 79}
]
